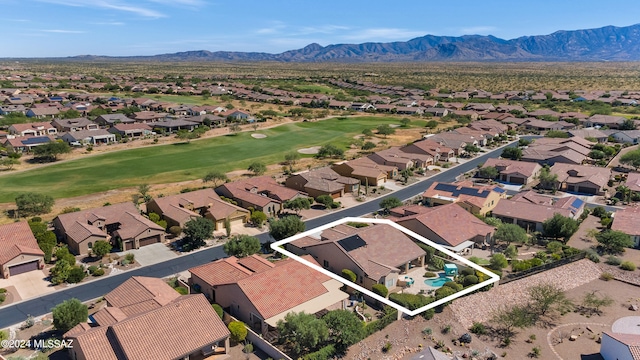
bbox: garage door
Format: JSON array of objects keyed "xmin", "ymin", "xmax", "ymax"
[
  {"xmin": 124, "ymin": 241, "xmax": 134, "ymax": 250},
  {"xmin": 376, "ymin": 178, "xmax": 385, "ymax": 186},
  {"xmin": 509, "ymin": 176, "xmax": 525, "ymax": 184},
  {"xmin": 139, "ymin": 236, "xmax": 160, "ymax": 247},
  {"xmin": 578, "ymin": 186, "xmax": 597, "ymax": 195},
  {"xmin": 9, "ymin": 260, "xmax": 39, "ymax": 276},
  {"xmin": 229, "ymin": 218, "xmax": 244, "ymax": 228}
]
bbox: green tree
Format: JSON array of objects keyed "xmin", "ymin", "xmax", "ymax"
[
  {"xmin": 372, "ymin": 283, "xmax": 389, "ymax": 298},
  {"xmin": 223, "ymin": 235, "xmax": 261, "ymax": 257},
  {"xmin": 376, "ymin": 124, "xmax": 395, "ymax": 138},
  {"xmin": 55, "ymin": 247, "xmax": 76, "ymax": 265},
  {"xmin": 228, "ymin": 321, "xmax": 248, "ymax": 343},
  {"xmin": 616, "ymin": 185, "xmax": 631, "ymax": 203},
  {"xmin": 425, "ymin": 120, "xmax": 439, "ymax": 129},
  {"xmin": 52, "ymin": 298, "xmax": 88, "ymax": 332},
  {"xmin": 362, "ymin": 128, "xmax": 373, "ymax": 137},
  {"xmin": 465, "ymin": 144, "xmax": 481, "ymax": 154},
  {"xmin": 50, "ymin": 259, "xmax": 72, "ymax": 285},
  {"xmin": 596, "ymin": 230, "xmax": 634, "ymax": 255},
  {"xmin": 494, "ymin": 223, "xmax": 528, "ymax": 245},
  {"xmin": 182, "ymin": 217, "xmax": 215, "ymax": 251},
  {"xmin": 92, "ymin": 240, "xmax": 112, "ymax": 258},
  {"xmin": 284, "ymin": 152, "xmax": 301, "ymax": 171},
  {"xmin": 400, "ymin": 118, "xmax": 411, "ymax": 127},
  {"xmin": 29, "ymin": 220, "xmax": 57, "ymax": 263},
  {"xmin": 269, "ymin": 216, "xmax": 305, "ymax": 241},
  {"xmin": 490, "ymin": 253, "xmax": 508, "ymax": 270},
  {"xmin": 61, "ymin": 109, "xmax": 81, "ymax": 119},
  {"xmin": 478, "ymin": 166, "xmax": 499, "ymax": 179},
  {"xmin": 316, "ymin": 144, "xmax": 344, "ymax": 159},
  {"xmin": 283, "ymin": 197, "xmax": 311, "ymax": 215},
  {"xmin": 504, "ymin": 244, "xmax": 518, "ymax": 260},
  {"xmin": 0, "ymin": 158, "xmax": 19, "ymax": 170},
  {"xmin": 32, "ymin": 141, "xmax": 71, "ymax": 162},
  {"xmin": 619, "ymin": 118, "xmax": 637, "ymax": 130},
  {"xmin": 435, "ymin": 285, "xmax": 457, "ymax": 302},
  {"xmin": 361, "ymin": 141, "xmax": 376, "ymax": 150},
  {"xmin": 527, "ymin": 283, "xmax": 574, "ymax": 320},
  {"xmin": 542, "ymin": 214, "xmax": 579, "ymax": 242},
  {"xmin": 16, "ymin": 192, "xmax": 55, "ymax": 217},
  {"xmin": 501, "ymin": 146, "xmax": 522, "ymax": 160},
  {"xmin": 67, "ymin": 266, "xmax": 86, "ymax": 283},
  {"xmin": 323, "ymin": 309, "xmax": 365, "ymax": 350},
  {"xmin": 379, "ymin": 197, "xmax": 403, "ymax": 213},
  {"xmin": 315, "ymin": 195, "xmax": 335, "ymax": 209},
  {"xmin": 250, "ymin": 211, "xmax": 267, "ymax": 227},
  {"xmin": 589, "ymin": 150, "xmax": 606, "ymax": 160},
  {"xmin": 581, "ymin": 291, "xmax": 614, "ymax": 316},
  {"xmin": 537, "ymin": 166, "xmax": 558, "ymax": 191},
  {"xmin": 399, "ymin": 168, "xmax": 413, "ymax": 183},
  {"xmin": 277, "ymin": 312, "xmax": 328, "ymax": 357},
  {"xmin": 176, "ymin": 129, "xmax": 197, "ymax": 143},
  {"xmin": 202, "ymin": 171, "xmax": 228, "ymax": 187},
  {"xmin": 490, "ymin": 304, "xmax": 535, "ymax": 337},
  {"xmin": 545, "ymin": 130, "xmax": 569, "ymax": 138},
  {"xmin": 247, "ymin": 161, "xmax": 266, "ymax": 176},
  {"xmin": 620, "ymin": 149, "xmax": 640, "ymax": 170}
]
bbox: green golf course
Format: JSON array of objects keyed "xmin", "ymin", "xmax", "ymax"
[{"xmin": 0, "ymin": 116, "xmax": 424, "ymax": 203}]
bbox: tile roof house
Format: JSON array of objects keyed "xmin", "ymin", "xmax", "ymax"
[
  {"xmin": 550, "ymin": 163, "xmax": 611, "ymax": 195},
  {"xmin": 368, "ymin": 147, "xmax": 434, "ymax": 171},
  {"xmin": 3, "ymin": 135, "xmax": 54, "ymax": 153},
  {"xmin": 332, "ymin": 157, "xmax": 396, "ymax": 186},
  {"xmin": 467, "ymin": 119, "xmax": 509, "ymax": 134},
  {"xmin": 59, "ymin": 129, "xmax": 116, "ymax": 145},
  {"xmin": 189, "ymin": 255, "xmax": 348, "ymax": 336},
  {"xmin": 0, "ymin": 222, "xmax": 44, "ymax": 279},
  {"xmin": 626, "ymin": 173, "xmax": 640, "ymax": 193},
  {"xmin": 521, "ymin": 137, "xmax": 594, "ymax": 166},
  {"xmin": 25, "ymin": 107, "xmax": 60, "ymax": 118},
  {"xmin": 53, "ymin": 203, "xmax": 165, "ymax": 255},
  {"xmin": 216, "ymin": 176, "xmax": 307, "ymax": 216},
  {"xmin": 146, "ymin": 188, "xmax": 249, "ymax": 231},
  {"xmin": 94, "ymin": 113, "xmax": 136, "ymax": 126},
  {"xmin": 401, "ymin": 139, "xmax": 454, "ymax": 162},
  {"xmin": 395, "ymin": 203, "xmax": 495, "ymax": 252},
  {"xmin": 8, "ymin": 121, "xmax": 58, "ymax": 137},
  {"xmin": 108, "ymin": 123, "xmax": 153, "ymax": 138},
  {"xmin": 481, "ymin": 158, "xmax": 542, "ymax": 184},
  {"xmin": 611, "ymin": 207, "xmax": 640, "ymax": 249},
  {"xmin": 65, "ymin": 276, "xmax": 230, "ymax": 360},
  {"xmin": 285, "ymin": 167, "xmax": 359, "ymax": 199},
  {"xmin": 286, "ymin": 223, "xmax": 427, "ymax": 293},
  {"xmin": 51, "ymin": 117, "xmax": 99, "ymax": 132},
  {"xmin": 600, "ymin": 331, "xmax": 640, "ymax": 360},
  {"xmin": 585, "ymin": 114, "xmax": 627, "ymax": 129},
  {"xmin": 422, "ymin": 181, "xmax": 507, "ymax": 215},
  {"xmin": 429, "ymin": 133, "xmax": 480, "ymax": 154},
  {"xmin": 492, "ymin": 190, "xmax": 585, "ymax": 232}
]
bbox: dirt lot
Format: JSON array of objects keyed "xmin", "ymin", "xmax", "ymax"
[{"xmin": 345, "ymin": 260, "xmax": 640, "ymax": 360}]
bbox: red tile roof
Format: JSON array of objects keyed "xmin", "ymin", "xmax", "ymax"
[
  {"xmin": 611, "ymin": 206, "xmax": 640, "ymax": 236},
  {"xmin": 0, "ymin": 221, "xmax": 44, "ymax": 266},
  {"xmin": 104, "ymin": 276, "xmax": 180, "ymax": 317},
  {"xmin": 189, "ymin": 255, "xmax": 264, "ymax": 286}
]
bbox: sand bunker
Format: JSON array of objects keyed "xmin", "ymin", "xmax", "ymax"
[
  {"xmin": 251, "ymin": 133, "xmax": 267, "ymax": 139},
  {"xmin": 389, "ymin": 124, "xmax": 401, "ymax": 128},
  {"xmin": 298, "ymin": 146, "xmax": 321, "ymax": 154}
]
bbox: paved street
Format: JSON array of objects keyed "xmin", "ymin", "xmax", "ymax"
[{"xmin": 0, "ymin": 141, "xmax": 521, "ymax": 329}]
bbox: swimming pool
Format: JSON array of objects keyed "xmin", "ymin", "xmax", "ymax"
[{"xmin": 424, "ymin": 273, "xmax": 451, "ymax": 287}]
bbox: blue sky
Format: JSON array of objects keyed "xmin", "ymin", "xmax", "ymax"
[{"xmin": 2, "ymin": 0, "xmax": 640, "ymax": 57}]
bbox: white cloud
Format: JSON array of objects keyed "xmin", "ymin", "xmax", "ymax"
[
  {"xmin": 90, "ymin": 21, "xmax": 125, "ymax": 26},
  {"xmin": 340, "ymin": 28, "xmax": 427, "ymax": 42},
  {"xmin": 37, "ymin": 0, "xmax": 166, "ymax": 18},
  {"xmin": 459, "ymin": 26, "xmax": 497, "ymax": 35},
  {"xmin": 41, "ymin": 29, "xmax": 85, "ymax": 33},
  {"xmin": 296, "ymin": 25, "xmax": 350, "ymax": 35}
]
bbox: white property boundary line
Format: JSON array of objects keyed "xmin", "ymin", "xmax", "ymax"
[{"xmin": 271, "ymin": 217, "xmax": 499, "ymax": 317}]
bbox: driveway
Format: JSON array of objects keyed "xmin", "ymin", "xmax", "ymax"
[
  {"xmin": 0, "ymin": 270, "xmax": 55, "ymax": 302},
  {"xmin": 118, "ymin": 243, "xmax": 178, "ymax": 267}
]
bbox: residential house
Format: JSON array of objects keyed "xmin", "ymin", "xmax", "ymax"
[
  {"xmin": 221, "ymin": 109, "xmax": 251, "ymax": 121},
  {"xmin": 189, "ymin": 255, "xmax": 348, "ymax": 336},
  {"xmin": 611, "ymin": 207, "xmax": 640, "ymax": 248},
  {"xmin": 568, "ymin": 129, "xmax": 609, "ymax": 143},
  {"xmin": 395, "ymin": 203, "xmax": 495, "ymax": 252},
  {"xmin": 423, "ymin": 108, "xmax": 448, "ymax": 117},
  {"xmin": 550, "ymin": 163, "xmax": 611, "ymax": 195},
  {"xmin": 610, "ymin": 130, "xmax": 640, "ymax": 144},
  {"xmin": 146, "ymin": 188, "xmax": 249, "ymax": 230},
  {"xmin": 492, "ymin": 191, "xmax": 585, "ymax": 232},
  {"xmin": 467, "ymin": 119, "xmax": 509, "ymax": 134},
  {"xmin": 3, "ymin": 135, "xmax": 53, "ymax": 152},
  {"xmin": 332, "ymin": 157, "xmax": 395, "ymax": 186},
  {"xmin": 132, "ymin": 111, "xmax": 168, "ymax": 122},
  {"xmin": 51, "ymin": 118, "xmax": 99, "ymax": 132},
  {"xmin": 53, "ymin": 203, "xmax": 165, "ymax": 255},
  {"xmin": 481, "ymin": 158, "xmax": 542, "ymax": 184},
  {"xmin": 521, "ymin": 137, "xmax": 594, "ymax": 165},
  {"xmin": 0, "ymin": 222, "xmax": 44, "ymax": 279},
  {"xmin": 25, "ymin": 107, "xmax": 60, "ymax": 118},
  {"xmin": 8, "ymin": 122, "xmax": 57, "ymax": 137},
  {"xmin": 149, "ymin": 118, "xmax": 199, "ymax": 133},
  {"xmin": 368, "ymin": 147, "xmax": 433, "ymax": 171},
  {"xmin": 94, "ymin": 113, "xmax": 136, "ymax": 126},
  {"xmin": 285, "ymin": 167, "xmax": 359, "ymax": 199},
  {"xmin": 59, "ymin": 129, "xmax": 116, "ymax": 145},
  {"xmin": 429, "ymin": 132, "xmax": 481, "ymax": 154},
  {"xmin": 585, "ymin": 114, "xmax": 627, "ymax": 129},
  {"xmin": 0, "ymin": 105, "xmax": 27, "ymax": 115},
  {"xmin": 600, "ymin": 332, "xmax": 640, "ymax": 360},
  {"xmin": 523, "ymin": 119, "xmax": 576, "ymax": 131},
  {"xmin": 422, "ymin": 181, "xmax": 507, "ymax": 215},
  {"xmin": 64, "ymin": 276, "xmax": 230, "ymax": 360},
  {"xmin": 401, "ymin": 139, "xmax": 454, "ymax": 162},
  {"xmin": 625, "ymin": 173, "xmax": 640, "ymax": 194},
  {"xmin": 108, "ymin": 123, "xmax": 153, "ymax": 139},
  {"xmin": 216, "ymin": 176, "xmax": 306, "ymax": 216},
  {"xmin": 286, "ymin": 223, "xmax": 427, "ymax": 292}
]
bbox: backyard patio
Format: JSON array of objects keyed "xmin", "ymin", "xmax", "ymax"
[{"xmin": 395, "ymin": 263, "xmax": 458, "ymax": 295}]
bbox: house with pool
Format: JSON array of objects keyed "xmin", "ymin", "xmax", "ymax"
[{"xmin": 285, "ymin": 223, "xmax": 427, "ymax": 293}]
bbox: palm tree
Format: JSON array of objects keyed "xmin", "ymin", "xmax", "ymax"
[{"xmin": 616, "ymin": 185, "xmax": 631, "ymax": 203}]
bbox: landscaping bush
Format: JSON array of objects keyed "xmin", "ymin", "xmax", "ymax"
[
  {"xmin": 463, "ymin": 275, "xmax": 479, "ymax": 287},
  {"xmin": 443, "ymin": 281, "xmax": 463, "ymax": 291},
  {"xmin": 606, "ymin": 256, "xmax": 622, "ymax": 265},
  {"xmin": 600, "ymin": 272, "xmax": 614, "ymax": 281},
  {"xmin": 460, "ymin": 267, "xmax": 475, "ymax": 276},
  {"xmin": 169, "ymin": 226, "xmax": 182, "ymax": 237},
  {"xmin": 468, "ymin": 256, "xmax": 483, "ymax": 264},
  {"xmin": 341, "ymin": 269, "xmax": 357, "ymax": 283},
  {"xmin": 228, "ymin": 321, "xmax": 248, "ymax": 343},
  {"xmin": 87, "ymin": 265, "xmax": 98, "ymax": 274},
  {"xmin": 124, "ymin": 253, "xmax": 135, "ymax": 264},
  {"xmin": 302, "ymin": 344, "xmax": 336, "ymax": 360},
  {"xmin": 424, "ymin": 271, "xmax": 437, "ymax": 278},
  {"xmin": 430, "ymin": 257, "xmax": 445, "ymax": 270},
  {"xmin": 243, "ymin": 343, "xmax": 254, "ymax": 353},
  {"xmin": 371, "ymin": 284, "xmax": 389, "ymax": 298},
  {"xmin": 620, "ymin": 261, "xmax": 637, "ymax": 271},
  {"xmin": 212, "ymin": 304, "xmax": 224, "ymax": 319},
  {"xmin": 511, "ymin": 260, "xmax": 533, "ymax": 272},
  {"xmin": 67, "ymin": 266, "xmax": 86, "ymax": 283},
  {"xmin": 469, "ymin": 322, "xmax": 487, "ymax": 335},
  {"xmin": 92, "ymin": 268, "xmax": 105, "ymax": 276},
  {"xmin": 175, "ymin": 287, "xmax": 188, "ymax": 295},
  {"xmin": 0, "ymin": 294, "xmax": 5, "ymax": 304},
  {"xmin": 585, "ymin": 248, "xmax": 600, "ymax": 263}
]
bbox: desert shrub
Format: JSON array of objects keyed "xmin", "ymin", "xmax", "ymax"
[
  {"xmin": 585, "ymin": 248, "xmax": 600, "ymax": 263},
  {"xmin": 511, "ymin": 260, "xmax": 532, "ymax": 272},
  {"xmin": 92, "ymin": 268, "xmax": 105, "ymax": 276},
  {"xmin": 382, "ymin": 342, "xmax": 392, "ymax": 353},
  {"xmin": 606, "ymin": 256, "xmax": 622, "ymax": 265},
  {"xmin": 243, "ymin": 343, "xmax": 254, "ymax": 353},
  {"xmin": 169, "ymin": 226, "xmax": 182, "ymax": 237},
  {"xmin": 125, "ymin": 253, "xmax": 135, "ymax": 263},
  {"xmin": 620, "ymin": 261, "xmax": 637, "ymax": 271},
  {"xmin": 600, "ymin": 272, "xmax": 614, "ymax": 281},
  {"xmin": 67, "ymin": 266, "xmax": 86, "ymax": 283},
  {"xmin": 424, "ymin": 271, "xmax": 437, "ymax": 278},
  {"xmin": 372, "ymin": 284, "xmax": 389, "ymax": 298},
  {"xmin": 470, "ymin": 322, "xmax": 487, "ymax": 335},
  {"xmin": 87, "ymin": 265, "xmax": 98, "ymax": 274}
]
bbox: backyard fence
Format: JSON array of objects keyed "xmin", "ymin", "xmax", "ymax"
[{"xmin": 499, "ymin": 252, "xmax": 586, "ymax": 285}]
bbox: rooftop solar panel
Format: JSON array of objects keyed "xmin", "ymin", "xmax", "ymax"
[{"xmin": 338, "ymin": 235, "xmax": 367, "ymax": 252}]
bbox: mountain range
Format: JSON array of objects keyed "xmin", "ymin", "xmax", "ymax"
[{"xmin": 74, "ymin": 24, "xmax": 640, "ymax": 62}]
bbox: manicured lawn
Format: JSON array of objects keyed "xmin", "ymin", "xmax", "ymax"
[{"xmin": 0, "ymin": 116, "xmax": 418, "ymax": 202}]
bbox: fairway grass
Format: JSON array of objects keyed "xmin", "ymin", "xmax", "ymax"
[{"xmin": 0, "ymin": 116, "xmax": 418, "ymax": 202}]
